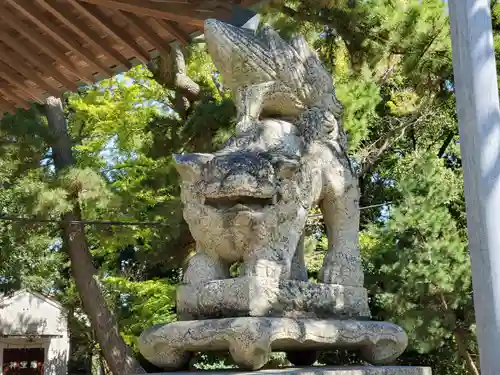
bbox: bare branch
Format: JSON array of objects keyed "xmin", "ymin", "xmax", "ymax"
[
  {"xmin": 149, "ymin": 45, "xmax": 201, "ymax": 119},
  {"xmin": 359, "ymin": 109, "xmax": 433, "ymax": 177}
]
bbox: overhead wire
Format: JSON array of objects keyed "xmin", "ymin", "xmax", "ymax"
[
  {"xmin": 0, "ymin": 216, "xmax": 168, "ymax": 227},
  {"xmin": 0, "ymin": 202, "xmax": 392, "ymax": 227}
]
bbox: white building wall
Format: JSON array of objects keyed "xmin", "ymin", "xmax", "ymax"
[
  {"xmin": 0, "ymin": 291, "xmax": 69, "ymax": 375},
  {"xmin": 0, "ymin": 291, "xmax": 67, "ymax": 336}
]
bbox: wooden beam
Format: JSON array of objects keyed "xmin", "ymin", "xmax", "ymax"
[
  {"xmin": 76, "ymin": 0, "xmax": 224, "ymax": 27},
  {"xmin": 38, "ymin": 0, "xmax": 132, "ymax": 69},
  {"xmin": 0, "ymin": 5, "xmax": 94, "ymax": 84},
  {"xmin": 0, "ymin": 27, "xmax": 79, "ymax": 91},
  {"xmin": 68, "ymin": 1, "xmax": 151, "ymax": 63},
  {"xmin": 0, "ymin": 44, "xmax": 62, "ymax": 97},
  {"xmin": 0, "ymin": 79, "xmax": 35, "ymax": 103},
  {"xmin": 5, "ymin": 0, "xmax": 114, "ymax": 76},
  {"xmin": 0, "ymin": 83, "xmax": 31, "ymax": 109},
  {"xmin": 155, "ymin": 19, "xmax": 191, "ymax": 45},
  {"xmin": 0, "ymin": 97, "xmax": 17, "ymax": 114},
  {"xmin": 3, "ymin": 94, "xmax": 30, "ymax": 110},
  {"xmin": 0, "ymin": 88, "xmax": 26, "ymax": 108},
  {"xmin": 0, "ymin": 62, "xmax": 43, "ymax": 103},
  {"xmin": 111, "ymin": 10, "xmax": 171, "ymax": 57}
]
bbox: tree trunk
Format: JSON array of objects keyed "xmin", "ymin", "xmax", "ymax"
[
  {"xmin": 149, "ymin": 45, "xmax": 201, "ymax": 119},
  {"xmin": 44, "ymin": 96, "xmax": 146, "ymax": 375},
  {"xmin": 453, "ymin": 327, "xmax": 480, "ymax": 375}
]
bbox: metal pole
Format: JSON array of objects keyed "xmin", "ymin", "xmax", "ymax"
[{"xmin": 448, "ymin": 0, "xmax": 500, "ymax": 373}]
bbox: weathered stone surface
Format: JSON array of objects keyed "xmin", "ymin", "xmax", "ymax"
[
  {"xmin": 177, "ymin": 277, "xmax": 370, "ymax": 319},
  {"xmin": 138, "ymin": 318, "xmax": 408, "ymax": 371},
  {"xmin": 147, "ymin": 367, "xmax": 431, "ymax": 375},
  {"xmin": 175, "ymin": 117, "xmax": 364, "ymax": 287},
  {"xmin": 174, "ymin": 19, "xmax": 364, "ymax": 288},
  {"xmin": 204, "ymin": 19, "xmax": 343, "ymax": 137}
]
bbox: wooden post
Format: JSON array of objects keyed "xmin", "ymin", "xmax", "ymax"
[{"xmin": 448, "ymin": 0, "xmax": 500, "ymax": 373}]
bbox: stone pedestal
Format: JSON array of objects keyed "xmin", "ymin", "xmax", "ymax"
[
  {"xmin": 148, "ymin": 367, "xmax": 431, "ymax": 375},
  {"xmin": 138, "ymin": 317, "xmax": 408, "ymax": 371},
  {"xmin": 177, "ymin": 277, "xmax": 371, "ymax": 320}
]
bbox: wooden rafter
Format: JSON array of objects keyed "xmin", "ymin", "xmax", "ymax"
[
  {"xmin": 0, "ymin": 0, "xmax": 260, "ymax": 116},
  {"xmin": 0, "ymin": 44, "xmax": 62, "ymax": 97},
  {"xmin": 0, "ymin": 82, "xmax": 31, "ymax": 109},
  {"xmin": 0, "ymin": 62, "xmax": 44, "ymax": 104},
  {"xmin": 38, "ymin": 0, "xmax": 132, "ymax": 69},
  {"xmin": 0, "ymin": 96, "xmax": 17, "ymax": 114},
  {"xmin": 112, "ymin": 10, "xmax": 172, "ymax": 57},
  {"xmin": 69, "ymin": 1, "xmax": 151, "ymax": 63},
  {"xmin": 0, "ymin": 5, "xmax": 93, "ymax": 84},
  {"xmin": 155, "ymin": 19, "xmax": 191, "ymax": 45},
  {"xmin": 76, "ymin": 0, "xmax": 231, "ymax": 27},
  {"xmin": 0, "ymin": 79, "xmax": 33, "ymax": 103},
  {"xmin": 6, "ymin": 0, "xmax": 114, "ymax": 76},
  {"xmin": 0, "ymin": 26, "xmax": 79, "ymax": 91}
]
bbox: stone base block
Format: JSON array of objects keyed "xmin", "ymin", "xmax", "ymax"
[
  {"xmin": 148, "ymin": 367, "xmax": 431, "ymax": 375},
  {"xmin": 138, "ymin": 317, "xmax": 407, "ymax": 371},
  {"xmin": 176, "ymin": 277, "xmax": 370, "ymax": 319}
]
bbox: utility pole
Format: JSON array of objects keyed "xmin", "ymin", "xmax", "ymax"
[{"xmin": 448, "ymin": 0, "xmax": 500, "ymax": 373}]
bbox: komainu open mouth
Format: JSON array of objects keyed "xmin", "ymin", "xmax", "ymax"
[{"xmin": 205, "ymin": 195, "xmax": 276, "ymax": 210}]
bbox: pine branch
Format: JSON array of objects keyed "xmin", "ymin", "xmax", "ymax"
[
  {"xmin": 406, "ymin": 25, "xmax": 446, "ymax": 74},
  {"xmin": 270, "ymin": 2, "xmax": 364, "ymax": 45},
  {"xmin": 269, "ymin": 1, "xmax": 404, "ymax": 67}
]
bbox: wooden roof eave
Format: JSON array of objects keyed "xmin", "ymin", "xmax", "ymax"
[{"xmin": 0, "ymin": 0, "xmax": 263, "ymax": 117}]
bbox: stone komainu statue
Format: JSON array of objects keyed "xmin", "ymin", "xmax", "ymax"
[{"xmin": 138, "ymin": 19, "xmax": 409, "ymax": 372}]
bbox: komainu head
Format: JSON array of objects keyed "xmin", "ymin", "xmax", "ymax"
[{"xmin": 174, "ymin": 119, "xmax": 313, "ymax": 271}]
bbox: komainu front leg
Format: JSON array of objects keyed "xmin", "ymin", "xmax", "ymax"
[
  {"xmin": 319, "ymin": 181, "xmax": 364, "ymax": 287},
  {"xmin": 183, "ymin": 251, "xmax": 229, "ymax": 284},
  {"xmin": 242, "ymin": 246, "xmax": 294, "ymax": 281}
]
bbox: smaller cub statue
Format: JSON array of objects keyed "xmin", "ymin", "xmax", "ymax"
[{"xmin": 138, "ymin": 19, "xmax": 409, "ymax": 372}]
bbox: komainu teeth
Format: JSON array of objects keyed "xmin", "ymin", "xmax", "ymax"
[{"xmin": 272, "ymin": 195, "xmax": 278, "ymax": 205}]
